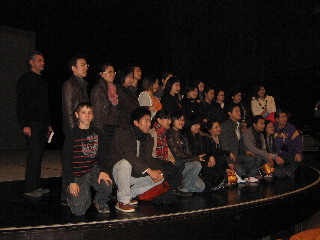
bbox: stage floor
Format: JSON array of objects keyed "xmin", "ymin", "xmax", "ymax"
[
  {"xmin": 0, "ymin": 150, "xmax": 319, "ymax": 240},
  {"xmin": 0, "ymin": 164, "xmax": 318, "ymax": 229}
]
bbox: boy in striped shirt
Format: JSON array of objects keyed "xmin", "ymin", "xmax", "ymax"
[{"xmin": 62, "ymin": 102, "xmax": 112, "ymax": 216}]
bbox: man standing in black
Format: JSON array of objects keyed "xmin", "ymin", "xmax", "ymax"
[{"xmin": 16, "ymin": 51, "xmax": 52, "ymax": 197}]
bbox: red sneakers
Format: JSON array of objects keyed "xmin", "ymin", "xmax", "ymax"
[
  {"xmin": 116, "ymin": 202, "xmax": 135, "ymax": 212},
  {"xmin": 129, "ymin": 199, "xmax": 138, "ymax": 205}
]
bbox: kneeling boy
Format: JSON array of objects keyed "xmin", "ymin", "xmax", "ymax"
[
  {"xmin": 62, "ymin": 102, "xmax": 112, "ymax": 216},
  {"xmin": 109, "ymin": 107, "xmax": 164, "ymax": 212}
]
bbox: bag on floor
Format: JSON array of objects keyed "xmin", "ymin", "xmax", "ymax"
[{"xmin": 137, "ymin": 181, "xmax": 170, "ymax": 201}]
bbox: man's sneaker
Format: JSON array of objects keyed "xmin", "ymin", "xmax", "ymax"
[
  {"xmin": 115, "ymin": 202, "xmax": 135, "ymax": 212},
  {"xmin": 244, "ymin": 177, "xmax": 259, "ymax": 183},
  {"xmin": 94, "ymin": 203, "xmax": 110, "ymax": 213},
  {"xmin": 37, "ymin": 188, "xmax": 50, "ymax": 194},
  {"xmin": 129, "ymin": 199, "xmax": 138, "ymax": 205},
  {"xmin": 176, "ymin": 190, "xmax": 193, "ymax": 197},
  {"xmin": 25, "ymin": 189, "xmax": 42, "ymax": 197}
]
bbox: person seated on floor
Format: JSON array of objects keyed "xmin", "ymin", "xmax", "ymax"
[
  {"xmin": 149, "ymin": 109, "xmax": 181, "ymax": 202},
  {"xmin": 273, "ymin": 110, "xmax": 303, "ymax": 178},
  {"xmin": 166, "ymin": 111, "xmax": 205, "ymax": 196},
  {"xmin": 184, "ymin": 115, "xmax": 228, "ymax": 192},
  {"xmin": 61, "ymin": 102, "xmax": 113, "ymax": 216},
  {"xmin": 220, "ymin": 103, "xmax": 261, "ymax": 183},
  {"xmin": 242, "ymin": 115, "xmax": 274, "ymax": 176},
  {"xmin": 263, "ymin": 120, "xmax": 287, "ymax": 178},
  {"xmin": 201, "ymin": 120, "xmax": 238, "ymax": 190},
  {"xmin": 109, "ymin": 107, "xmax": 164, "ymax": 212}
]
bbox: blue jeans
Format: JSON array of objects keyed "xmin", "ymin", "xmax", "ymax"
[
  {"xmin": 180, "ymin": 161, "xmax": 205, "ymax": 193},
  {"xmin": 112, "ymin": 159, "xmax": 163, "ymax": 204}
]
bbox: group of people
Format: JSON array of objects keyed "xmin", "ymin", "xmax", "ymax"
[{"xmin": 16, "ymin": 51, "xmax": 303, "ymax": 217}]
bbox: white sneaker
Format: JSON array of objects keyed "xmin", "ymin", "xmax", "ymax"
[
  {"xmin": 264, "ymin": 174, "xmax": 273, "ymax": 178},
  {"xmin": 244, "ymin": 177, "xmax": 259, "ymax": 183},
  {"xmin": 235, "ymin": 173, "xmax": 246, "ymax": 184}
]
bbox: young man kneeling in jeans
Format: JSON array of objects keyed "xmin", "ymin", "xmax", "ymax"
[{"xmin": 109, "ymin": 107, "xmax": 164, "ymax": 212}]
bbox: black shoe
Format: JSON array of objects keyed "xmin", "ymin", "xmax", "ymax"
[
  {"xmin": 176, "ymin": 190, "xmax": 193, "ymax": 197},
  {"xmin": 61, "ymin": 200, "xmax": 69, "ymax": 206},
  {"xmin": 37, "ymin": 188, "xmax": 50, "ymax": 194},
  {"xmin": 212, "ymin": 180, "xmax": 226, "ymax": 191},
  {"xmin": 25, "ymin": 190, "xmax": 42, "ymax": 197}
]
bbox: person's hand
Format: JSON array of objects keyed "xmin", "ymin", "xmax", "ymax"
[
  {"xmin": 23, "ymin": 127, "xmax": 32, "ymax": 137},
  {"xmin": 147, "ymin": 169, "xmax": 164, "ymax": 183},
  {"xmin": 295, "ymin": 153, "xmax": 302, "ymax": 162},
  {"xmin": 48, "ymin": 126, "xmax": 53, "ymax": 133},
  {"xmin": 230, "ymin": 152, "xmax": 236, "ymax": 162},
  {"xmin": 245, "ymin": 151, "xmax": 255, "ymax": 157},
  {"xmin": 98, "ymin": 172, "xmax": 113, "ymax": 186},
  {"xmin": 69, "ymin": 183, "xmax": 80, "ymax": 197},
  {"xmin": 207, "ymin": 156, "xmax": 216, "ymax": 167},
  {"xmin": 199, "ymin": 154, "xmax": 206, "ymax": 162},
  {"xmin": 275, "ymin": 156, "xmax": 285, "ymax": 165}
]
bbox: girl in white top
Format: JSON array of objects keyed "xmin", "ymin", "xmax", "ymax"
[
  {"xmin": 251, "ymin": 84, "xmax": 276, "ymax": 117},
  {"xmin": 138, "ymin": 76, "xmax": 162, "ymax": 119}
]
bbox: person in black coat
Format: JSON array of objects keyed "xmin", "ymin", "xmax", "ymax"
[
  {"xmin": 161, "ymin": 77, "xmax": 183, "ymax": 114},
  {"xmin": 185, "ymin": 116, "xmax": 233, "ymax": 191}
]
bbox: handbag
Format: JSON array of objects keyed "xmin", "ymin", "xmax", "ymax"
[{"xmin": 137, "ymin": 181, "xmax": 170, "ymax": 201}]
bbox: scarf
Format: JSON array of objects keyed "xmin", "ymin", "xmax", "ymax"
[
  {"xmin": 153, "ymin": 122, "xmax": 169, "ymax": 161},
  {"xmin": 107, "ymin": 82, "xmax": 118, "ymax": 106}
]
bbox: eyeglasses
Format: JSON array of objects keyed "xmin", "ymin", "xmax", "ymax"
[
  {"xmin": 102, "ymin": 71, "xmax": 116, "ymax": 75},
  {"xmin": 77, "ymin": 64, "xmax": 89, "ymax": 68},
  {"xmin": 177, "ymin": 118, "xmax": 185, "ymax": 122}
]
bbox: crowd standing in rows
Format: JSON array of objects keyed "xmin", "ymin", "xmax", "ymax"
[{"xmin": 16, "ymin": 52, "xmax": 304, "ymax": 216}]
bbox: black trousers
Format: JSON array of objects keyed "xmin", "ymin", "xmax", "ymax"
[{"xmin": 25, "ymin": 122, "xmax": 48, "ymax": 193}]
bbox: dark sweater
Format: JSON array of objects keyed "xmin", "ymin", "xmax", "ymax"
[
  {"xmin": 161, "ymin": 93, "xmax": 182, "ymax": 114},
  {"xmin": 107, "ymin": 126, "xmax": 161, "ymax": 178},
  {"xmin": 16, "ymin": 71, "xmax": 51, "ymax": 127},
  {"xmin": 62, "ymin": 126, "xmax": 110, "ymax": 185},
  {"xmin": 181, "ymin": 98, "xmax": 207, "ymax": 120}
]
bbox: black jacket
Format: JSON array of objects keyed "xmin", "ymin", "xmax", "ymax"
[
  {"xmin": 116, "ymin": 84, "xmax": 139, "ymax": 128},
  {"xmin": 161, "ymin": 93, "xmax": 182, "ymax": 114},
  {"xmin": 16, "ymin": 71, "xmax": 51, "ymax": 127},
  {"xmin": 62, "ymin": 75, "xmax": 89, "ymax": 135},
  {"xmin": 107, "ymin": 127, "xmax": 161, "ymax": 178},
  {"xmin": 90, "ymin": 79, "xmax": 120, "ymax": 133}
]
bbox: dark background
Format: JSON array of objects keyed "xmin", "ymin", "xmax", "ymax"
[{"xmin": 2, "ymin": 0, "xmax": 320, "ymax": 148}]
